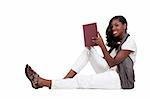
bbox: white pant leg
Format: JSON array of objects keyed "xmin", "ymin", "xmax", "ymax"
[
  {"xmin": 71, "ymin": 47, "xmax": 109, "ymax": 73},
  {"xmin": 51, "ymin": 78, "xmax": 79, "ymax": 89},
  {"xmin": 71, "ymin": 48, "xmax": 90, "ymax": 73},
  {"xmin": 51, "ymin": 70, "xmax": 121, "ymax": 89},
  {"xmin": 89, "ymin": 47, "xmax": 109, "ymax": 73}
]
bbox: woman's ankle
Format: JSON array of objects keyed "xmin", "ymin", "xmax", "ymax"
[
  {"xmin": 64, "ymin": 69, "xmax": 77, "ymax": 79},
  {"xmin": 38, "ymin": 77, "xmax": 51, "ymax": 88}
]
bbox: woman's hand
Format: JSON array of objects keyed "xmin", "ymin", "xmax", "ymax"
[{"xmin": 92, "ymin": 32, "xmax": 105, "ymax": 47}]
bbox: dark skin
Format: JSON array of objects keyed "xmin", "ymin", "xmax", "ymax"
[
  {"xmin": 92, "ymin": 19, "xmax": 133, "ymax": 67},
  {"xmin": 26, "ymin": 19, "xmax": 134, "ymax": 89}
]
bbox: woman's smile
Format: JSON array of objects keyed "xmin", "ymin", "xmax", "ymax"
[
  {"xmin": 111, "ymin": 19, "xmax": 126, "ymax": 39},
  {"xmin": 113, "ymin": 31, "xmax": 118, "ymax": 35}
]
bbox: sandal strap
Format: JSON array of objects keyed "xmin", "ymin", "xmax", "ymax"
[{"xmin": 25, "ymin": 64, "xmax": 41, "ymax": 89}]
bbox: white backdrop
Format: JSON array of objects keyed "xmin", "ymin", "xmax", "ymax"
[{"xmin": 0, "ymin": 0, "xmax": 150, "ymax": 98}]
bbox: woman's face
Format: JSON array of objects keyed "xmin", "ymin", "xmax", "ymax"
[{"xmin": 111, "ymin": 19, "xmax": 126, "ymax": 39}]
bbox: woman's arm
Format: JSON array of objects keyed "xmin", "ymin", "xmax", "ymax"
[{"xmin": 92, "ymin": 33, "xmax": 132, "ymax": 67}]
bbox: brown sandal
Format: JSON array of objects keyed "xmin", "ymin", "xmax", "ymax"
[{"xmin": 25, "ymin": 64, "xmax": 43, "ymax": 89}]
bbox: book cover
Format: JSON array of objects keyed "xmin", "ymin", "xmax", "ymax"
[{"xmin": 83, "ymin": 23, "xmax": 98, "ymax": 47}]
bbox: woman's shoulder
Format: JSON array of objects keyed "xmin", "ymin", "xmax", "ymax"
[
  {"xmin": 122, "ymin": 34, "xmax": 137, "ymax": 51},
  {"xmin": 126, "ymin": 35, "xmax": 136, "ymax": 44}
]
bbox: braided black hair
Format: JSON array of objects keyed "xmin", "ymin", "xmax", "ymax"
[{"xmin": 106, "ymin": 16, "xmax": 128, "ymax": 50}]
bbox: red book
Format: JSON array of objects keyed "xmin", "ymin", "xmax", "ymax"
[{"xmin": 83, "ymin": 23, "xmax": 98, "ymax": 47}]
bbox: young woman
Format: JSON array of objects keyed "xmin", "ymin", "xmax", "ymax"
[{"xmin": 25, "ymin": 16, "xmax": 137, "ymax": 89}]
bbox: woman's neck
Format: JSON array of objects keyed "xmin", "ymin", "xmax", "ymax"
[{"xmin": 118, "ymin": 32, "xmax": 126, "ymax": 41}]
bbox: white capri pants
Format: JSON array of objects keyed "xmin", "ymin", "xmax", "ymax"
[{"xmin": 51, "ymin": 47, "xmax": 121, "ymax": 89}]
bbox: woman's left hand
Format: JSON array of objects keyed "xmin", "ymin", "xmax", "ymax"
[{"xmin": 92, "ymin": 32, "xmax": 104, "ymax": 47}]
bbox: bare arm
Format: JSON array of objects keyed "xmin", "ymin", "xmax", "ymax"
[
  {"xmin": 92, "ymin": 33, "xmax": 132, "ymax": 67},
  {"xmin": 100, "ymin": 44, "xmax": 132, "ymax": 67}
]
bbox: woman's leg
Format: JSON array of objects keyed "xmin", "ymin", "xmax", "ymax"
[
  {"xmin": 89, "ymin": 47, "xmax": 109, "ymax": 73},
  {"xmin": 64, "ymin": 48, "xmax": 90, "ymax": 78},
  {"xmin": 63, "ymin": 69, "xmax": 77, "ymax": 79},
  {"xmin": 51, "ymin": 70, "xmax": 121, "ymax": 89},
  {"xmin": 38, "ymin": 77, "xmax": 52, "ymax": 88},
  {"xmin": 25, "ymin": 64, "xmax": 120, "ymax": 89},
  {"xmin": 64, "ymin": 47, "xmax": 109, "ymax": 78}
]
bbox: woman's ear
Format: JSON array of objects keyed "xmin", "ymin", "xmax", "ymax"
[{"xmin": 123, "ymin": 23, "xmax": 127, "ymax": 30}]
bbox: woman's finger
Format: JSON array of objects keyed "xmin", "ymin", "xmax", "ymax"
[
  {"xmin": 92, "ymin": 37, "xmax": 96, "ymax": 40},
  {"xmin": 97, "ymin": 33, "xmax": 101, "ymax": 38},
  {"xmin": 92, "ymin": 40, "xmax": 95, "ymax": 43}
]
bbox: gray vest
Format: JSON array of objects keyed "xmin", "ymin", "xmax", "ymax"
[{"xmin": 110, "ymin": 33, "xmax": 135, "ymax": 89}]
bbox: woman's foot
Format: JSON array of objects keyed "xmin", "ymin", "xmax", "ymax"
[{"xmin": 25, "ymin": 64, "xmax": 43, "ymax": 89}]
